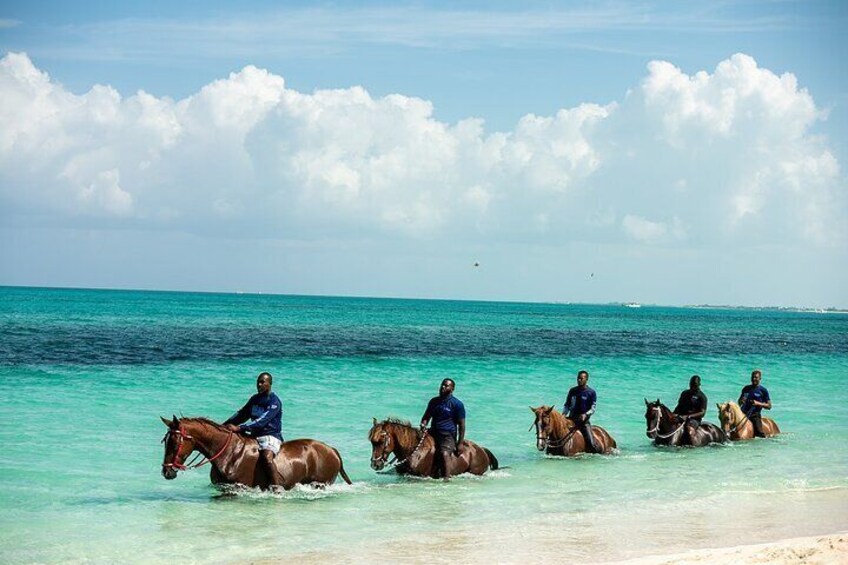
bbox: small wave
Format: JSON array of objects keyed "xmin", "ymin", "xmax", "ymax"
[{"xmin": 216, "ymin": 481, "xmax": 370, "ymax": 500}]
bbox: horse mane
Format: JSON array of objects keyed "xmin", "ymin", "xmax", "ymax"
[
  {"xmin": 719, "ymin": 401, "xmax": 744, "ymax": 421},
  {"xmin": 382, "ymin": 417, "xmax": 412, "ymax": 428},
  {"xmin": 548, "ymin": 408, "xmax": 573, "ymax": 437},
  {"xmin": 369, "ymin": 417, "xmax": 415, "ymax": 439},
  {"xmin": 182, "ymin": 416, "xmax": 229, "ymax": 432}
]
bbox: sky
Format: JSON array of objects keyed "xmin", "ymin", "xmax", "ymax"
[{"xmin": 0, "ymin": 1, "xmax": 846, "ymax": 307}]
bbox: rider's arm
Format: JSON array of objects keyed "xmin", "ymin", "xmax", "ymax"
[
  {"xmin": 691, "ymin": 393, "xmax": 706, "ymax": 420},
  {"xmin": 456, "ymin": 419, "xmax": 466, "ymax": 451},
  {"xmin": 223, "ymin": 399, "xmax": 252, "ymax": 427},
  {"xmin": 585, "ymin": 391, "xmax": 597, "ymax": 419},
  {"xmin": 240, "ymin": 400, "xmax": 281, "ymax": 434},
  {"xmin": 420, "ymin": 399, "xmax": 434, "ymax": 429},
  {"xmin": 563, "ymin": 390, "xmax": 574, "ymax": 415},
  {"xmin": 738, "ymin": 386, "xmax": 748, "ymax": 407},
  {"xmin": 758, "ymin": 388, "xmax": 772, "ymax": 410}
]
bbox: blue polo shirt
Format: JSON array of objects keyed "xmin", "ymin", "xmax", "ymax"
[
  {"xmin": 224, "ymin": 391, "xmax": 283, "ymax": 440},
  {"xmin": 740, "ymin": 384, "xmax": 770, "ymax": 416},
  {"xmin": 423, "ymin": 394, "xmax": 466, "ymax": 434},
  {"xmin": 564, "ymin": 385, "xmax": 597, "ymax": 419}
]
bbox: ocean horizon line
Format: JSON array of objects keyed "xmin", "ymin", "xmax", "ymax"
[{"xmin": 1, "ymin": 283, "xmax": 845, "ymax": 313}]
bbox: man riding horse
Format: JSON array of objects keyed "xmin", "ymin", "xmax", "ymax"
[
  {"xmin": 224, "ymin": 372, "xmax": 283, "ymax": 487},
  {"xmin": 562, "ymin": 370, "xmax": 598, "ymax": 453},
  {"xmin": 671, "ymin": 375, "xmax": 707, "ymax": 445},
  {"xmin": 739, "ymin": 369, "xmax": 772, "ymax": 438},
  {"xmin": 420, "ymin": 378, "xmax": 465, "ymax": 480}
]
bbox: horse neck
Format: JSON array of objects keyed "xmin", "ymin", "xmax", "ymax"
[
  {"xmin": 658, "ymin": 405, "xmax": 676, "ymax": 432},
  {"xmin": 550, "ymin": 410, "xmax": 571, "ymax": 439},
  {"xmin": 389, "ymin": 424, "xmax": 419, "ymax": 457},
  {"xmin": 184, "ymin": 420, "xmax": 230, "ymax": 458},
  {"xmin": 729, "ymin": 403, "xmax": 745, "ymax": 424}
]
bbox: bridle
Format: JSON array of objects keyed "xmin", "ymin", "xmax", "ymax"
[
  {"xmin": 721, "ymin": 406, "xmax": 751, "ymax": 435},
  {"xmin": 531, "ymin": 414, "xmax": 580, "ymax": 450},
  {"xmin": 370, "ymin": 426, "xmax": 428, "ymax": 471},
  {"xmin": 645, "ymin": 405, "xmax": 685, "ymax": 440},
  {"xmin": 162, "ymin": 424, "xmax": 233, "ymax": 471}
]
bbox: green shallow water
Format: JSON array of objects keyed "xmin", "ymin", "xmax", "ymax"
[{"xmin": 0, "ymin": 287, "xmax": 846, "ymax": 563}]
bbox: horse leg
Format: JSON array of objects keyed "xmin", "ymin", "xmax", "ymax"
[{"xmin": 259, "ymin": 450, "xmax": 283, "ymax": 490}]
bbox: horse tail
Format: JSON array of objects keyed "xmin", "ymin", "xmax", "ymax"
[
  {"xmin": 332, "ymin": 448, "xmax": 353, "ymax": 485},
  {"xmin": 483, "ymin": 447, "xmax": 499, "ymax": 471}
]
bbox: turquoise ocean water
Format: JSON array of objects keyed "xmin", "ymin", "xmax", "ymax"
[{"xmin": 1, "ymin": 287, "xmax": 846, "ymax": 563}]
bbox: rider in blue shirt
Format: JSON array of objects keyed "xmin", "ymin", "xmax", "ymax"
[
  {"xmin": 738, "ymin": 369, "xmax": 772, "ymax": 438},
  {"xmin": 420, "ymin": 378, "xmax": 466, "ymax": 480},
  {"xmin": 224, "ymin": 372, "xmax": 283, "ymax": 486},
  {"xmin": 563, "ymin": 370, "xmax": 599, "ymax": 453}
]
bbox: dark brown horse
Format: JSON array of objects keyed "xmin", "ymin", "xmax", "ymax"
[
  {"xmin": 160, "ymin": 416, "xmax": 352, "ymax": 490},
  {"xmin": 368, "ymin": 418, "xmax": 498, "ymax": 478},
  {"xmin": 530, "ymin": 405, "xmax": 617, "ymax": 456},
  {"xmin": 716, "ymin": 401, "xmax": 780, "ymax": 440},
  {"xmin": 644, "ymin": 399, "xmax": 726, "ymax": 447}
]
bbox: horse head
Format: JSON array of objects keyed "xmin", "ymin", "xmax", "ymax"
[
  {"xmin": 716, "ymin": 401, "xmax": 739, "ymax": 433},
  {"xmin": 530, "ymin": 405, "xmax": 556, "ymax": 451},
  {"xmin": 644, "ymin": 398, "xmax": 665, "ymax": 438},
  {"xmin": 368, "ymin": 418, "xmax": 395, "ymax": 471},
  {"xmin": 160, "ymin": 415, "xmax": 197, "ymax": 480}
]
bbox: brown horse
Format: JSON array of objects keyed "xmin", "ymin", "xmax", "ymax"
[
  {"xmin": 530, "ymin": 405, "xmax": 617, "ymax": 456},
  {"xmin": 717, "ymin": 401, "xmax": 780, "ymax": 440},
  {"xmin": 160, "ymin": 416, "xmax": 352, "ymax": 490},
  {"xmin": 644, "ymin": 399, "xmax": 726, "ymax": 447},
  {"xmin": 368, "ymin": 418, "xmax": 498, "ymax": 478}
]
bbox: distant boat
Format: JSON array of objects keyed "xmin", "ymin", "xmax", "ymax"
[{"xmin": 624, "ymin": 302, "xmax": 641, "ymax": 308}]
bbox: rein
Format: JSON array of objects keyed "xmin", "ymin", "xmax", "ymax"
[
  {"xmin": 726, "ymin": 410, "xmax": 752, "ymax": 434},
  {"xmin": 646, "ymin": 406, "xmax": 686, "ymax": 440},
  {"xmin": 538, "ymin": 419, "xmax": 581, "ymax": 449},
  {"xmin": 373, "ymin": 426, "xmax": 429, "ymax": 472},
  {"xmin": 162, "ymin": 425, "xmax": 234, "ymax": 471}
]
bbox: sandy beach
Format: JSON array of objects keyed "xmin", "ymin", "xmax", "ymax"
[
  {"xmin": 279, "ymin": 531, "xmax": 847, "ymax": 564},
  {"xmin": 611, "ymin": 532, "xmax": 847, "ymax": 564}
]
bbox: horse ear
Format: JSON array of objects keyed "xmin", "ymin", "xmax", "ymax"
[
  {"xmin": 644, "ymin": 398, "xmax": 649, "ymax": 406},
  {"xmin": 171, "ymin": 414, "xmax": 179, "ymax": 428},
  {"xmin": 529, "ymin": 406, "xmax": 536, "ymax": 413},
  {"xmin": 716, "ymin": 403, "xmax": 721, "ymax": 410},
  {"xmin": 545, "ymin": 406, "xmax": 555, "ymax": 415},
  {"xmin": 372, "ymin": 417, "xmax": 377, "ymax": 425},
  {"xmin": 160, "ymin": 416, "xmax": 173, "ymax": 427},
  {"xmin": 655, "ymin": 398, "xmax": 660, "ymax": 405}
]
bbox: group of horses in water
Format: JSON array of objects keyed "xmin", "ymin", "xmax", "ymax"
[{"xmin": 160, "ymin": 400, "xmax": 779, "ymax": 491}]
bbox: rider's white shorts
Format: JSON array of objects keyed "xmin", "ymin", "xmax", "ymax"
[{"xmin": 256, "ymin": 435, "xmax": 282, "ymax": 455}]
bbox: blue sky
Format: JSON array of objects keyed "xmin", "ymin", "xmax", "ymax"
[{"xmin": 1, "ymin": 1, "xmax": 846, "ymax": 306}]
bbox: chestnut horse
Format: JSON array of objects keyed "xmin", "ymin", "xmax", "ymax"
[
  {"xmin": 530, "ymin": 405, "xmax": 617, "ymax": 456},
  {"xmin": 716, "ymin": 401, "xmax": 780, "ymax": 440},
  {"xmin": 644, "ymin": 399, "xmax": 726, "ymax": 447},
  {"xmin": 160, "ymin": 416, "xmax": 352, "ymax": 490},
  {"xmin": 368, "ymin": 418, "xmax": 498, "ymax": 478}
]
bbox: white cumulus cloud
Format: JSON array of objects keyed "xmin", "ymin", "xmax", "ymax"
[{"xmin": 0, "ymin": 51, "xmax": 844, "ymax": 248}]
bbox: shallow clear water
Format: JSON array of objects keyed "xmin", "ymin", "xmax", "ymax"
[{"xmin": 1, "ymin": 287, "xmax": 846, "ymax": 563}]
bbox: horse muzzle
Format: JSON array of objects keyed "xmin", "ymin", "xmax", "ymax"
[
  {"xmin": 536, "ymin": 438, "xmax": 547, "ymax": 451},
  {"xmin": 370, "ymin": 459, "xmax": 385, "ymax": 471},
  {"xmin": 161, "ymin": 466, "xmax": 178, "ymax": 480}
]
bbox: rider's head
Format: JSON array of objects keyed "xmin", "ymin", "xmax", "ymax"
[
  {"xmin": 751, "ymin": 369, "xmax": 762, "ymax": 386},
  {"xmin": 256, "ymin": 372, "xmax": 273, "ymax": 394},
  {"xmin": 689, "ymin": 374, "xmax": 701, "ymax": 389},
  {"xmin": 439, "ymin": 378, "xmax": 455, "ymax": 397},
  {"xmin": 577, "ymin": 370, "xmax": 589, "ymax": 387}
]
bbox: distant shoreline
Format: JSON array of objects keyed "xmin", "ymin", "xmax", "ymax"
[{"xmin": 1, "ymin": 284, "xmax": 846, "ymax": 312}]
